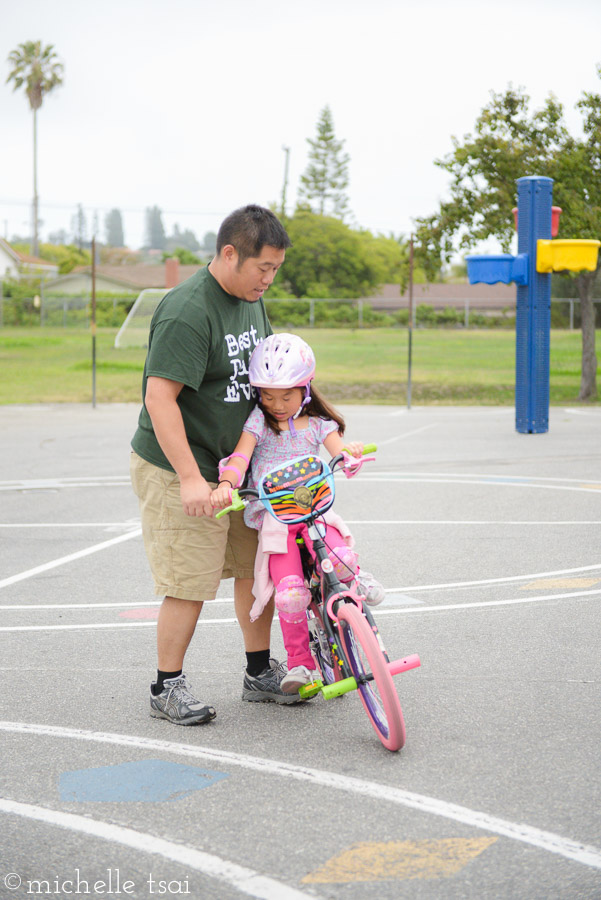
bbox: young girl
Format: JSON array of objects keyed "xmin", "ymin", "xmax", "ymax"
[{"xmin": 211, "ymin": 333, "xmax": 384, "ymax": 694}]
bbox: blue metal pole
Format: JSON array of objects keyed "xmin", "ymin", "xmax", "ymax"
[{"xmin": 515, "ymin": 176, "xmax": 552, "ymax": 433}]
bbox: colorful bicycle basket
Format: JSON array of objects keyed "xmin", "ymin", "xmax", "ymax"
[{"xmin": 258, "ymin": 454, "xmax": 335, "ymax": 524}]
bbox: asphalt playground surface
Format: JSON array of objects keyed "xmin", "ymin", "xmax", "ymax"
[{"xmin": 0, "ymin": 401, "xmax": 600, "ymax": 900}]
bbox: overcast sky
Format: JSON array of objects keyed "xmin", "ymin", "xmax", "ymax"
[{"xmin": 2, "ymin": 0, "xmax": 601, "ymax": 253}]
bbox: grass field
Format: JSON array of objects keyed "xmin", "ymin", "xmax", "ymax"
[{"xmin": 0, "ymin": 326, "xmax": 597, "ymax": 405}]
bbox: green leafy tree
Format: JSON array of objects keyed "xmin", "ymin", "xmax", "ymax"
[
  {"xmin": 144, "ymin": 206, "xmax": 166, "ymax": 250},
  {"xmin": 37, "ymin": 243, "xmax": 91, "ymax": 274},
  {"xmin": 415, "ymin": 76, "xmax": 601, "ymax": 400},
  {"xmin": 6, "ymin": 41, "xmax": 64, "ymax": 256},
  {"xmin": 298, "ymin": 106, "xmax": 350, "ymax": 220},
  {"xmin": 105, "ymin": 209, "xmax": 125, "ymax": 247},
  {"xmin": 357, "ymin": 230, "xmax": 410, "ymax": 292},
  {"xmin": 280, "ymin": 210, "xmax": 405, "ymax": 298},
  {"xmin": 161, "ymin": 247, "xmax": 202, "ymax": 265}
]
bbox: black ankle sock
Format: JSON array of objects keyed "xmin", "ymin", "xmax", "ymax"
[
  {"xmin": 245, "ymin": 650, "xmax": 270, "ymax": 677},
  {"xmin": 152, "ymin": 669, "xmax": 182, "ymax": 695}
]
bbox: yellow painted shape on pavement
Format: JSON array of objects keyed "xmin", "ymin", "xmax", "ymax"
[
  {"xmin": 579, "ymin": 484, "xmax": 601, "ymax": 491},
  {"xmin": 520, "ymin": 578, "xmax": 601, "ymax": 590},
  {"xmin": 302, "ymin": 837, "xmax": 498, "ymax": 883}
]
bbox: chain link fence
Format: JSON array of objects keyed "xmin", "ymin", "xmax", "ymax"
[{"xmin": 0, "ymin": 289, "xmax": 599, "ymax": 335}]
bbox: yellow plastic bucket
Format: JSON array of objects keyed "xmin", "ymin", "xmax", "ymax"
[{"xmin": 537, "ymin": 239, "xmax": 601, "ymax": 273}]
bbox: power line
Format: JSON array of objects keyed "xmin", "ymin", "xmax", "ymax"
[{"xmin": 0, "ymin": 198, "xmax": 229, "ymax": 217}]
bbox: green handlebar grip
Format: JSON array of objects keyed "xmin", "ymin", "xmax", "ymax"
[
  {"xmin": 342, "ymin": 443, "xmax": 377, "ymax": 456},
  {"xmin": 321, "ymin": 676, "xmax": 358, "ymax": 699},
  {"xmin": 215, "ymin": 489, "xmax": 246, "ymax": 519}
]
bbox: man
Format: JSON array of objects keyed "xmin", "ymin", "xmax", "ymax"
[{"xmin": 130, "ymin": 205, "xmax": 298, "ymax": 725}]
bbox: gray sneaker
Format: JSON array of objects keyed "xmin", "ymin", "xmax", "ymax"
[
  {"xmin": 150, "ymin": 674, "xmax": 216, "ymax": 725},
  {"xmin": 357, "ymin": 570, "xmax": 385, "ymax": 606},
  {"xmin": 242, "ymin": 658, "xmax": 306, "ymax": 704}
]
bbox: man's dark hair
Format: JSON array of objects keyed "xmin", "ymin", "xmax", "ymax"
[{"xmin": 216, "ymin": 205, "xmax": 291, "ymax": 264}]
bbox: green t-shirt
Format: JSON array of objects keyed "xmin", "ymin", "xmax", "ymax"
[{"xmin": 131, "ymin": 266, "xmax": 272, "ymax": 481}]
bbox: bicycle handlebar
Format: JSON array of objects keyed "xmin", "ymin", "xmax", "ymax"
[{"xmin": 214, "ymin": 443, "xmax": 377, "ymax": 519}]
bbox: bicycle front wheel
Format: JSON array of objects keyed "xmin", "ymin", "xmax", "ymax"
[{"xmin": 337, "ymin": 602, "xmax": 406, "ymax": 751}]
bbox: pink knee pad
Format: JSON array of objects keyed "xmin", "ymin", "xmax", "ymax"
[
  {"xmin": 329, "ymin": 546, "xmax": 359, "ymax": 583},
  {"xmin": 275, "ymin": 575, "xmax": 311, "ymax": 624}
]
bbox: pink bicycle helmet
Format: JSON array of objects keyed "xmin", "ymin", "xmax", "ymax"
[{"xmin": 249, "ymin": 333, "xmax": 316, "ymax": 389}]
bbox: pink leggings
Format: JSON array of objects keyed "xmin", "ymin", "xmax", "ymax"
[{"xmin": 269, "ymin": 522, "xmax": 347, "ymax": 670}]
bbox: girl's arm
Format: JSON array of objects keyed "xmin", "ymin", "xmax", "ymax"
[
  {"xmin": 210, "ymin": 431, "xmax": 257, "ymax": 509},
  {"xmin": 323, "ymin": 430, "xmax": 364, "ymax": 459}
]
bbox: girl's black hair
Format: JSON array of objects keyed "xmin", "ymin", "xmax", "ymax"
[{"xmin": 260, "ymin": 383, "xmax": 346, "ymax": 436}]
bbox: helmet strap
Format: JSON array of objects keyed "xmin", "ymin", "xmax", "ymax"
[{"xmin": 288, "ymin": 384, "xmax": 311, "ymax": 437}]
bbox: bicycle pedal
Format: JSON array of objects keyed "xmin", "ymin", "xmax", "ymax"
[{"xmin": 299, "ymin": 680, "xmax": 323, "ymax": 699}]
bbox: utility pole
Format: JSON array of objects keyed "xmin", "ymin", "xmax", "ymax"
[
  {"xmin": 281, "ymin": 145, "xmax": 290, "ymax": 217},
  {"xmin": 91, "ymin": 236, "xmax": 97, "ymax": 408},
  {"xmin": 407, "ymin": 234, "xmax": 414, "ymax": 410}
]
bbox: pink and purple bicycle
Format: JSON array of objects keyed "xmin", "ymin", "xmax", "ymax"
[{"xmin": 218, "ymin": 445, "xmax": 420, "ymax": 752}]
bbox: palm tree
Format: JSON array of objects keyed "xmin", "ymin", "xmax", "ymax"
[{"xmin": 6, "ymin": 41, "xmax": 64, "ymax": 256}]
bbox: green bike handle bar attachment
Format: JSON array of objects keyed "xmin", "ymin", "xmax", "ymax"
[
  {"xmin": 342, "ymin": 443, "xmax": 377, "ymax": 455},
  {"xmin": 215, "ymin": 489, "xmax": 246, "ymax": 520},
  {"xmin": 321, "ymin": 676, "xmax": 358, "ymax": 699}
]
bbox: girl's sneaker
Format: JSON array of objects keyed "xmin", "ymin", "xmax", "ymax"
[
  {"xmin": 280, "ymin": 665, "xmax": 321, "ymax": 694},
  {"xmin": 357, "ymin": 570, "xmax": 385, "ymax": 606}
]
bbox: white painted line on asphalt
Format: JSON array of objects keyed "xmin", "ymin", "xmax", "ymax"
[
  {"xmin": 0, "ymin": 479, "xmax": 131, "ymax": 492},
  {"xmin": 0, "ymin": 599, "xmax": 232, "ymax": 610},
  {"xmin": 1, "ymin": 723, "xmax": 600, "ymax": 871},
  {"xmin": 2, "ymin": 588, "xmax": 599, "ymax": 631},
  {"xmin": 377, "ymin": 424, "xmax": 438, "ymax": 446},
  {"xmin": 375, "ymin": 588, "xmax": 601, "ymax": 616},
  {"xmin": 2, "ymin": 563, "xmax": 601, "ymax": 612},
  {"xmin": 564, "ymin": 407, "xmax": 601, "ymax": 417},
  {"xmin": 387, "ymin": 409, "xmax": 515, "ymax": 417},
  {"xmin": 385, "ymin": 562, "xmax": 601, "ymax": 593},
  {"xmin": 0, "ymin": 619, "xmax": 234, "ymax": 633},
  {"xmin": 358, "ymin": 471, "xmax": 601, "ymax": 486},
  {"xmin": 0, "ymin": 529, "xmax": 142, "ymax": 590},
  {"xmin": 350, "ymin": 477, "xmax": 601, "ymax": 495},
  {"xmin": 345, "ymin": 520, "xmax": 601, "ymax": 525},
  {"xmin": 0, "ymin": 798, "xmax": 316, "ymax": 900},
  {"xmin": 0, "ymin": 523, "xmax": 140, "ymax": 528},
  {"xmin": 4, "ymin": 519, "xmax": 601, "ymax": 530}
]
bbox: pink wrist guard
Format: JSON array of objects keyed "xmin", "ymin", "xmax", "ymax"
[
  {"xmin": 218, "ymin": 465, "xmax": 241, "ymax": 487},
  {"xmin": 218, "ymin": 452, "xmax": 250, "ymax": 488}
]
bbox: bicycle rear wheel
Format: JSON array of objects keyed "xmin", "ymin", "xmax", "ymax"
[{"xmin": 337, "ymin": 602, "xmax": 406, "ymax": 751}]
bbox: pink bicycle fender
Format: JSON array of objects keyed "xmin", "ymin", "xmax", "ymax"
[{"xmin": 326, "ymin": 590, "xmax": 363, "ymax": 622}]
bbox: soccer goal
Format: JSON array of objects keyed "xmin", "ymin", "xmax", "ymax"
[{"xmin": 114, "ymin": 288, "xmax": 168, "ymax": 348}]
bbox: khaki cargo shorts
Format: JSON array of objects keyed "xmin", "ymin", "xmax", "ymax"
[{"xmin": 130, "ymin": 451, "xmax": 258, "ymax": 602}]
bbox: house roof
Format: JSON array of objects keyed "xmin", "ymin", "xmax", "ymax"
[
  {"xmin": 71, "ymin": 264, "xmax": 203, "ymax": 289},
  {"xmin": 0, "ymin": 237, "xmax": 59, "ymax": 272},
  {"xmin": 0, "ymin": 238, "xmax": 58, "ymax": 269},
  {"xmin": 366, "ymin": 282, "xmax": 516, "ymax": 309},
  {"xmin": 0, "ymin": 237, "xmax": 21, "ymax": 263}
]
